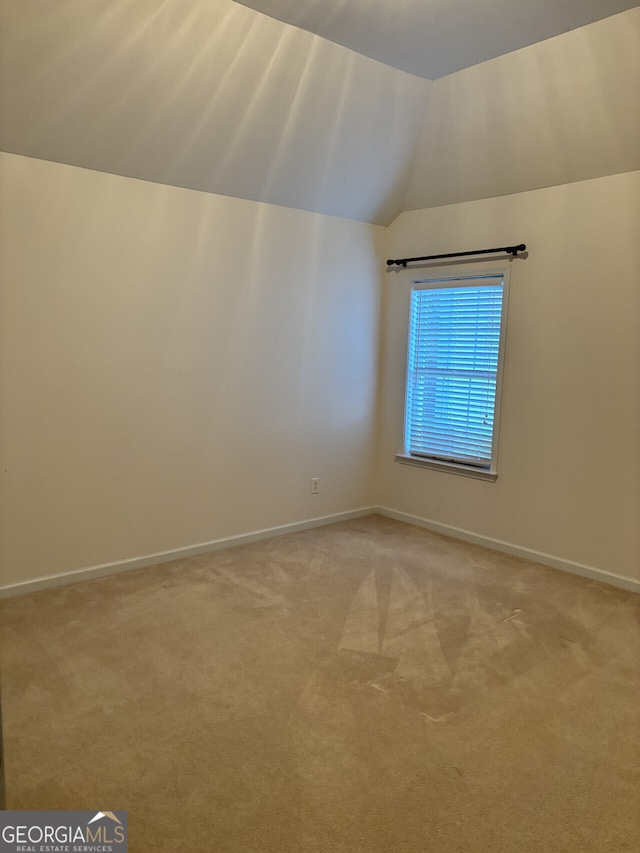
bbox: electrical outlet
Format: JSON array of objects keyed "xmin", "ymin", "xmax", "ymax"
[{"xmin": 311, "ymin": 478, "xmax": 320, "ymax": 495}]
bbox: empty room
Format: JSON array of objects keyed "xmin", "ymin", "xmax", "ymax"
[{"xmin": 1, "ymin": 0, "xmax": 639, "ymax": 850}]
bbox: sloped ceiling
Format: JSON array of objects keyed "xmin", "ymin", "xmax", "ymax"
[
  {"xmin": 0, "ymin": 0, "xmax": 428, "ymax": 225},
  {"xmin": 1, "ymin": 0, "xmax": 639, "ymax": 225},
  {"xmin": 235, "ymin": 0, "xmax": 640, "ymax": 79},
  {"xmin": 405, "ymin": 8, "xmax": 640, "ymax": 211}
]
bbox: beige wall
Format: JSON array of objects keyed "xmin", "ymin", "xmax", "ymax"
[
  {"xmin": 2, "ymin": 156, "xmax": 638, "ymax": 590},
  {"xmin": 0, "ymin": 153, "xmax": 382, "ymax": 587},
  {"xmin": 378, "ymin": 171, "xmax": 640, "ymax": 584}
]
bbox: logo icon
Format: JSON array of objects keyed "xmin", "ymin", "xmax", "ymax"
[
  {"xmin": 0, "ymin": 810, "xmax": 128, "ymax": 852},
  {"xmin": 88, "ymin": 811, "xmax": 123, "ymax": 826}
]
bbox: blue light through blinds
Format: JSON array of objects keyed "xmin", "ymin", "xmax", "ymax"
[{"xmin": 405, "ymin": 278, "xmax": 505, "ymax": 467}]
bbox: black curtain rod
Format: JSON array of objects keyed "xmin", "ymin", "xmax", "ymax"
[{"xmin": 387, "ymin": 244, "xmax": 526, "ymax": 267}]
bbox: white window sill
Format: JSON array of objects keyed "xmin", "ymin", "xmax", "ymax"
[{"xmin": 394, "ymin": 453, "xmax": 498, "ymax": 482}]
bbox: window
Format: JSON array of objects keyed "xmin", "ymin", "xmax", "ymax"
[{"xmin": 398, "ymin": 269, "xmax": 509, "ymax": 480}]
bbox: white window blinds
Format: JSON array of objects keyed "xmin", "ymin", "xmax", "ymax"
[{"xmin": 405, "ymin": 276, "xmax": 506, "ymax": 469}]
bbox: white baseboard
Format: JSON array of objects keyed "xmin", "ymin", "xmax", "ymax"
[
  {"xmin": 0, "ymin": 507, "xmax": 375, "ymax": 598},
  {"xmin": 376, "ymin": 506, "xmax": 640, "ymax": 595},
  {"xmin": 3, "ymin": 505, "xmax": 638, "ymax": 598}
]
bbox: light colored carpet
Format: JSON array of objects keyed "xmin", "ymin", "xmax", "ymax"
[{"xmin": 2, "ymin": 515, "xmax": 639, "ymax": 852}]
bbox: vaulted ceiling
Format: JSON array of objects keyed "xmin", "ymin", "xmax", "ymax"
[
  {"xmin": 235, "ymin": 0, "xmax": 640, "ymax": 79},
  {"xmin": 1, "ymin": 0, "xmax": 639, "ymax": 225}
]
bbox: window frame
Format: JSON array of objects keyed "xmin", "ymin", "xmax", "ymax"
[{"xmin": 395, "ymin": 263, "xmax": 511, "ymax": 481}]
